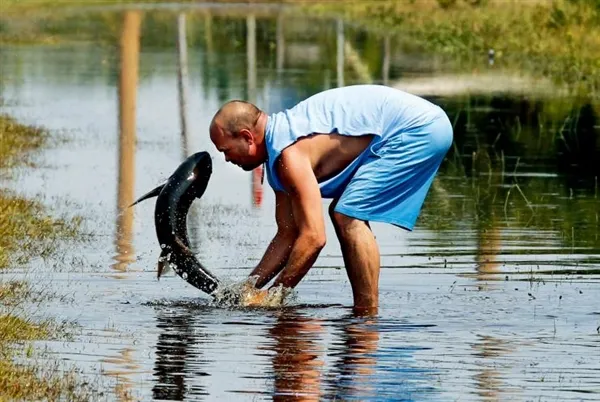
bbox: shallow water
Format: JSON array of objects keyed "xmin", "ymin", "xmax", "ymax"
[{"xmin": 1, "ymin": 4, "xmax": 599, "ymax": 401}]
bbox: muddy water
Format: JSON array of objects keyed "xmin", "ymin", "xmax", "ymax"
[{"xmin": 1, "ymin": 4, "xmax": 599, "ymax": 401}]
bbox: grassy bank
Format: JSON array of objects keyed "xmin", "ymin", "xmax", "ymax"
[
  {"xmin": 0, "ymin": 314, "xmax": 91, "ymax": 401},
  {"xmin": 0, "ymin": 115, "xmax": 90, "ymax": 401},
  {"xmin": 307, "ymin": 0, "xmax": 600, "ymax": 97}
]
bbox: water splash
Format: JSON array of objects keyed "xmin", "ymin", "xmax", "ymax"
[{"xmin": 211, "ymin": 276, "xmax": 295, "ymax": 308}]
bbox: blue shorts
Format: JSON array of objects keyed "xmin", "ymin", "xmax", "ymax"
[{"xmin": 334, "ymin": 113, "xmax": 453, "ymax": 231}]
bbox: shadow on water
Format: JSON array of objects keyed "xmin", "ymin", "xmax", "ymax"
[{"xmin": 1, "ymin": 3, "xmax": 599, "ymax": 401}]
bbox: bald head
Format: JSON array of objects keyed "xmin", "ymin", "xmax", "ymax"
[
  {"xmin": 209, "ymin": 100, "xmax": 268, "ymax": 171},
  {"xmin": 210, "ymin": 100, "xmax": 261, "ymax": 138}
]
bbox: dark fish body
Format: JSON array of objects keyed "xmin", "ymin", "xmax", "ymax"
[{"xmin": 130, "ymin": 151, "xmax": 220, "ymax": 296}]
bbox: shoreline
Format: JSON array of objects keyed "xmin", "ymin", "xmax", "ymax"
[{"xmin": 0, "ymin": 115, "xmax": 95, "ymax": 401}]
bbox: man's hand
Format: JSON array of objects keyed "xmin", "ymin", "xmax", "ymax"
[
  {"xmin": 239, "ymin": 283, "xmax": 291, "ymax": 307},
  {"xmin": 240, "ymin": 288, "xmax": 270, "ymax": 307}
]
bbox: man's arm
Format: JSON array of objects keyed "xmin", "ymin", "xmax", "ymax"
[
  {"xmin": 270, "ymin": 146, "xmax": 326, "ymax": 289},
  {"xmin": 249, "ymin": 191, "xmax": 298, "ymax": 288}
]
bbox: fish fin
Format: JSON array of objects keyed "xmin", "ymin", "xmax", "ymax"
[
  {"xmin": 174, "ymin": 236, "xmax": 194, "ymax": 256},
  {"xmin": 157, "ymin": 249, "xmax": 172, "ymax": 280},
  {"xmin": 128, "ymin": 184, "xmax": 165, "ymax": 208}
]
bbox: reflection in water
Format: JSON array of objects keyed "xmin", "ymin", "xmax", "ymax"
[
  {"xmin": 246, "ymin": 14, "xmax": 257, "ymax": 103},
  {"xmin": 246, "ymin": 13, "xmax": 264, "ymax": 208},
  {"xmin": 252, "ymin": 165, "xmax": 264, "ymax": 207},
  {"xmin": 112, "ymin": 10, "xmax": 141, "ymax": 275},
  {"xmin": 268, "ymin": 312, "xmax": 325, "ymax": 401},
  {"xmin": 471, "ymin": 335, "xmax": 516, "ymax": 401},
  {"xmin": 101, "ymin": 347, "xmax": 142, "ymax": 402},
  {"xmin": 424, "ymin": 92, "xmax": 600, "ymax": 270},
  {"xmin": 475, "ymin": 167, "xmax": 504, "ymax": 287},
  {"xmin": 327, "ymin": 312, "xmax": 439, "ymax": 401},
  {"xmin": 152, "ymin": 307, "xmax": 210, "ymax": 401},
  {"xmin": 176, "ymin": 12, "xmax": 191, "ymax": 158},
  {"xmin": 204, "ymin": 12, "xmax": 213, "ymax": 55},
  {"xmin": 246, "ymin": 14, "xmax": 263, "ymax": 207},
  {"xmin": 265, "ymin": 310, "xmax": 438, "ymax": 401},
  {"xmin": 476, "ymin": 222, "xmax": 502, "ymax": 288},
  {"xmin": 105, "ymin": 11, "xmax": 145, "ymax": 401},
  {"xmin": 276, "ymin": 12, "xmax": 285, "ymax": 73},
  {"xmin": 336, "ymin": 19, "xmax": 344, "ymax": 87},
  {"xmin": 382, "ymin": 35, "xmax": 390, "ymax": 86},
  {"xmin": 327, "ymin": 312, "xmax": 380, "ymax": 400}
]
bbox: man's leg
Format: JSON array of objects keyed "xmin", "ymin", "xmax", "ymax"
[{"xmin": 329, "ymin": 200, "xmax": 381, "ymax": 309}]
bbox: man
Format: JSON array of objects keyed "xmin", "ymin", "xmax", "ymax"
[{"xmin": 209, "ymin": 85, "xmax": 453, "ymax": 309}]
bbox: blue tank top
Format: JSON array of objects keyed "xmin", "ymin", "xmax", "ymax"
[{"xmin": 264, "ymin": 85, "xmax": 443, "ymax": 198}]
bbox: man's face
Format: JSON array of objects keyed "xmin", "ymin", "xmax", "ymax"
[{"xmin": 211, "ymin": 127, "xmax": 263, "ymax": 171}]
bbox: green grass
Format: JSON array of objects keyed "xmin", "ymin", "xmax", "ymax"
[
  {"xmin": 0, "ymin": 193, "xmax": 81, "ymax": 269},
  {"xmin": 0, "ymin": 314, "xmax": 92, "ymax": 402},
  {"xmin": 0, "ymin": 115, "xmax": 91, "ymax": 401},
  {"xmin": 0, "ymin": 114, "xmax": 46, "ymax": 171},
  {"xmin": 0, "ymin": 115, "xmax": 81, "ymax": 270},
  {"xmin": 0, "ymin": 282, "xmax": 32, "ymax": 307}
]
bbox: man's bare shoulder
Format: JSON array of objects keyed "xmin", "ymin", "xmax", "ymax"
[
  {"xmin": 277, "ymin": 141, "xmax": 309, "ymax": 170},
  {"xmin": 275, "ymin": 145, "xmax": 317, "ymax": 195}
]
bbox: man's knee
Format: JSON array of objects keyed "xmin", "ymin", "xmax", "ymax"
[
  {"xmin": 330, "ymin": 209, "xmax": 361, "ymax": 235},
  {"xmin": 328, "ymin": 201, "xmax": 338, "ymax": 222},
  {"xmin": 329, "ymin": 200, "xmax": 370, "ymax": 234},
  {"xmin": 330, "ymin": 210, "xmax": 345, "ymax": 230},
  {"xmin": 328, "ymin": 200, "xmax": 346, "ymax": 227}
]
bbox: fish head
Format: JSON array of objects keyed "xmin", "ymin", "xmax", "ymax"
[
  {"xmin": 189, "ymin": 151, "xmax": 213, "ymax": 199},
  {"xmin": 194, "ymin": 151, "xmax": 212, "ymax": 173}
]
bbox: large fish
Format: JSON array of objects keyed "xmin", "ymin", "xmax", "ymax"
[{"xmin": 129, "ymin": 151, "xmax": 221, "ymax": 296}]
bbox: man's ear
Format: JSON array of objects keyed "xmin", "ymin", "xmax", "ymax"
[{"xmin": 239, "ymin": 128, "xmax": 254, "ymax": 144}]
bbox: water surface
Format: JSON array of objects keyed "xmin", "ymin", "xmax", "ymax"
[{"xmin": 1, "ymin": 4, "xmax": 599, "ymax": 401}]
